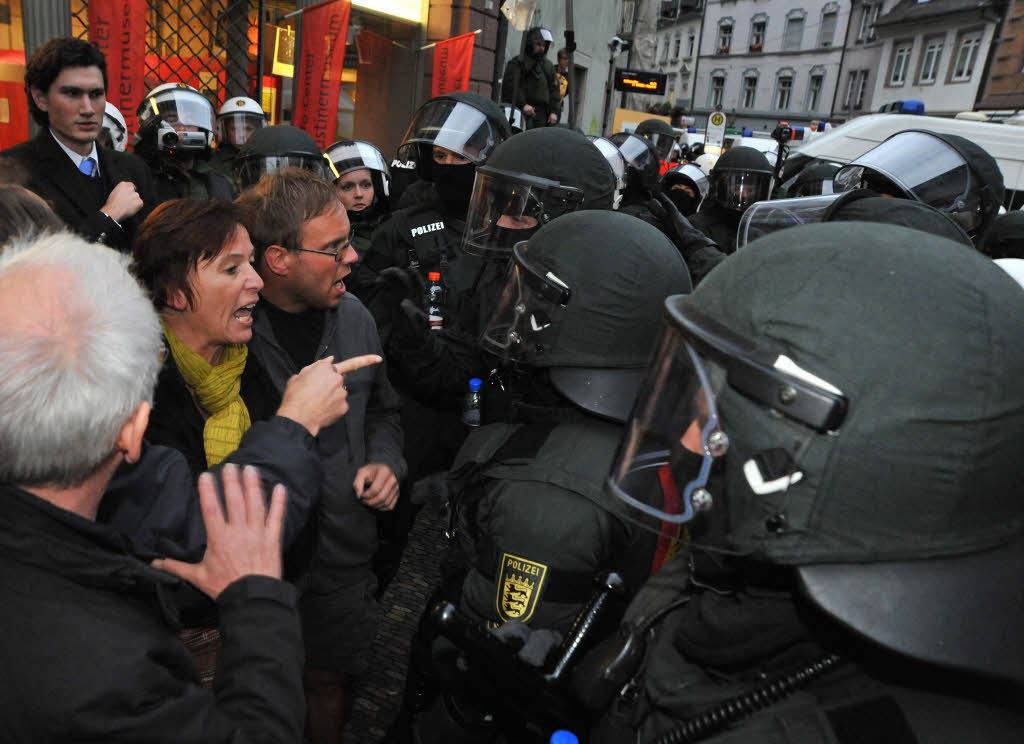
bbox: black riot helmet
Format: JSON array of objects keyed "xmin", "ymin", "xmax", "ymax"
[
  {"xmin": 661, "ymin": 163, "xmax": 709, "ymax": 216},
  {"xmin": 587, "ymin": 136, "xmax": 628, "ymax": 210},
  {"xmin": 463, "ymin": 128, "xmax": 616, "ymax": 259},
  {"xmin": 235, "ymin": 125, "xmax": 333, "ymax": 189},
  {"xmin": 609, "ymin": 221, "xmax": 1024, "ymax": 683},
  {"xmin": 609, "ymin": 132, "xmax": 661, "ymax": 201},
  {"xmin": 785, "ymin": 161, "xmax": 840, "ymax": 197},
  {"xmin": 480, "ymin": 210, "xmax": 692, "ymax": 421},
  {"xmin": 635, "ymin": 118, "xmax": 677, "ymax": 161},
  {"xmin": 833, "ymin": 130, "xmax": 1004, "ymax": 248},
  {"xmin": 398, "ymin": 91, "xmax": 512, "ymax": 181},
  {"xmin": 707, "ymin": 146, "xmax": 774, "ymax": 213},
  {"xmin": 325, "ymin": 139, "xmax": 391, "ymax": 216}
]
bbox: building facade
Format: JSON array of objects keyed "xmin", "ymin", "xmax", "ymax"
[
  {"xmin": 976, "ymin": 0, "xmax": 1024, "ymax": 111},
  {"xmin": 689, "ymin": 0, "xmax": 851, "ymax": 131},
  {"xmin": 862, "ymin": 0, "xmax": 1001, "ymax": 117}
]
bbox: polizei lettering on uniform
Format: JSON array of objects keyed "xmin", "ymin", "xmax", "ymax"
[{"xmin": 411, "ymin": 221, "xmax": 446, "ymax": 238}]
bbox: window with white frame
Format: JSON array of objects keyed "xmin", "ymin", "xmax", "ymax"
[
  {"xmin": 750, "ymin": 16, "xmax": 767, "ymax": 51},
  {"xmin": 687, "ymin": 30, "xmax": 696, "ymax": 57},
  {"xmin": 784, "ymin": 12, "xmax": 806, "ymax": 52},
  {"xmin": 776, "ymin": 70, "xmax": 794, "ymax": 109},
  {"xmin": 819, "ymin": 4, "xmax": 839, "ymax": 47},
  {"xmin": 673, "ymin": 32, "xmax": 682, "ymax": 60},
  {"xmin": 844, "ymin": 68, "xmax": 869, "ymax": 109},
  {"xmin": 857, "ymin": 3, "xmax": 880, "ymax": 42},
  {"xmin": 711, "ymin": 73, "xmax": 726, "ymax": 107},
  {"xmin": 742, "ymin": 74, "xmax": 758, "ymax": 108},
  {"xmin": 661, "ymin": 36, "xmax": 670, "ymax": 63},
  {"xmin": 719, "ymin": 21, "xmax": 733, "ymax": 53},
  {"xmin": 951, "ymin": 31, "xmax": 982, "ymax": 81},
  {"xmin": 807, "ymin": 71, "xmax": 824, "ymax": 110},
  {"xmin": 919, "ymin": 36, "xmax": 944, "ymax": 83},
  {"xmin": 890, "ymin": 42, "xmax": 912, "ymax": 85}
]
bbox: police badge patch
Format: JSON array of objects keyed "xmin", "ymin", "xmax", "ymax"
[{"xmin": 495, "ymin": 552, "xmax": 549, "ymax": 624}]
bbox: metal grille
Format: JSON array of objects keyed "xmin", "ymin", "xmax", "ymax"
[{"xmin": 69, "ymin": 0, "xmax": 262, "ymax": 107}]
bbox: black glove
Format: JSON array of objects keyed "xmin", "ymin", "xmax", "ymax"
[
  {"xmin": 377, "ymin": 266, "xmax": 426, "ymax": 309},
  {"xmin": 391, "ymin": 298, "xmax": 430, "ymax": 345}
]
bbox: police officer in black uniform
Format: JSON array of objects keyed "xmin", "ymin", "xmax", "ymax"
[
  {"xmin": 689, "ymin": 145, "xmax": 773, "ymax": 253},
  {"xmin": 396, "ymin": 210, "xmax": 692, "ymax": 743},
  {"xmin": 832, "ymin": 129, "xmax": 1004, "ymax": 251},
  {"xmin": 132, "ymin": 83, "xmax": 235, "ymax": 203},
  {"xmin": 325, "ymin": 139, "xmax": 392, "ymax": 260},
  {"xmin": 634, "ymin": 117, "xmax": 678, "ymax": 170},
  {"xmin": 584, "ymin": 220, "xmax": 1024, "ymax": 743},
  {"xmin": 234, "ymin": 124, "xmax": 334, "ymax": 191}
]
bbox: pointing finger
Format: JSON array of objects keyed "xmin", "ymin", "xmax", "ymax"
[{"xmin": 333, "ymin": 354, "xmax": 382, "ymax": 375}]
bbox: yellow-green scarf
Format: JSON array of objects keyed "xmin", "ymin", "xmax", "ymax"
[{"xmin": 161, "ymin": 319, "xmax": 251, "ymax": 467}]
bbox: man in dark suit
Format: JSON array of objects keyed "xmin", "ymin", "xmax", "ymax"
[{"xmin": 1, "ymin": 37, "xmax": 155, "ymax": 252}]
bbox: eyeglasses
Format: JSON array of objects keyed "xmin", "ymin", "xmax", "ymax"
[{"xmin": 295, "ymin": 232, "xmax": 355, "ymax": 262}]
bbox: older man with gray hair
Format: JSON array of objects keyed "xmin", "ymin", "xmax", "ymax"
[{"xmin": 0, "ymin": 232, "xmax": 305, "ymax": 742}]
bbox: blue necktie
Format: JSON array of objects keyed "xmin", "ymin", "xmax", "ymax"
[{"xmin": 79, "ymin": 157, "xmax": 97, "ymax": 177}]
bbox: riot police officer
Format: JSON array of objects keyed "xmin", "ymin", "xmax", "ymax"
[
  {"xmin": 325, "ymin": 139, "xmax": 392, "ymax": 259},
  {"xmin": 99, "ymin": 102, "xmax": 127, "ymax": 152},
  {"xmin": 132, "ymin": 83, "xmax": 234, "ymax": 203},
  {"xmin": 211, "ymin": 95, "xmax": 267, "ymax": 188},
  {"xmin": 234, "ymin": 124, "xmax": 334, "ymax": 191},
  {"xmin": 832, "ymin": 130, "xmax": 1004, "ymax": 251},
  {"xmin": 396, "ymin": 210, "xmax": 692, "ymax": 743},
  {"xmin": 689, "ymin": 145, "xmax": 774, "ymax": 252},
  {"xmin": 587, "ymin": 220, "xmax": 1024, "ymax": 743},
  {"xmin": 634, "ymin": 117, "xmax": 677, "ymax": 171},
  {"xmin": 661, "ymin": 162, "xmax": 709, "ymax": 217}
]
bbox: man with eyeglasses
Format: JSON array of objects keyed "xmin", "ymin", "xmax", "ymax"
[{"xmin": 237, "ymin": 169, "xmax": 405, "ymax": 744}]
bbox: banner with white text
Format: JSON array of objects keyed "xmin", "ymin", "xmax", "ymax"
[
  {"xmin": 88, "ymin": 0, "xmax": 147, "ymax": 137},
  {"xmin": 431, "ymin": 32, "xmax": 475, "ymax": 98},
  {"xmin": 294, "ymin": 0, "xmax": 352, "ymax": 150}
]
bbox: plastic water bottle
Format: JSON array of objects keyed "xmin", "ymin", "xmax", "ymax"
[
  {"xmin": 462, "ymin": 378, "xmax": 482, "ymax": 428},
  {"xmin": 426, "ymin": 270, "xmax": 444, "ymax": 331}
]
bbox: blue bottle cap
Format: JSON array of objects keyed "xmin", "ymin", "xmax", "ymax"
[
  {"xmin": 469, "ymin": 378, "xmax": 482, "ymax": 392},
  {"xmin": 549, "ymin": 732, "xmax": 579, "ymax": 744}
]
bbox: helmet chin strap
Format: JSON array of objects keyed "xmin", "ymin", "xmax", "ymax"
[{"xmin": 743, "ymin": 448, "xmax": 803, "ymax": 495}]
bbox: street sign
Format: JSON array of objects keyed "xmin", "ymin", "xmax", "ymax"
[
  {"xmin": 705, "ymin": 110, "xmax": 726, "ymax": 154},
  {"xmin": 614, "ymin": 69, "xmax": 668, "ymax": 95}
]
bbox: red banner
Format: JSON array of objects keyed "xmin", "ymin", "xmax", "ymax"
[
  {"xmin": 431, "ymin": 33, "xmax": 475, "ymax": 98},
  {"xmin": 293, "ymin": 0, "xmax": 351, "ymax": 150},
  {"xmin": 89, "ymin": 0, "xmax": 147, "ymax": 136}
]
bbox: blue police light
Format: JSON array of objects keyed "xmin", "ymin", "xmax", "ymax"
[
  {"xmin": 742, "ymin": 129, "xmax": 753, "ymax": 136},
  {"xmin": 687, "ymin": 126, "xmax": 697, "ymax": 133}
]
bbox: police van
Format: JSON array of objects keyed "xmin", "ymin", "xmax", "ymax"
[{"xmin": 791, "ymin": 113, "xmax": 1024, "ymax": 209}]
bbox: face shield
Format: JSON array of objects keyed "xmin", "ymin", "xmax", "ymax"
[
  {"xmin": 607, "ymin": 296, "xmax": 847, "ymax": 541},
  {"xmin": 833, "ymin": 131, "xmax": 980, "ymax": 233},
  {"xmin": 235, "ymin": 153, "xmax": 333, "ymax": 190},
  {"xmin": 218, "ymin": 112, "xmax": 266, "ymax": 148},
  {"xmin": 709, "ymin": 168, "xmax": 774, "ymax": 212},
  {"xmin": 735, "ymin": 193, "xmax": 840, "ymax": 250},
  {"xmin": 399, "ymin": 99, "xmax": 502, "ymax": 165},
  {"xmin": 140, "ymin": 89, "xmax": 215, "ymax": 151},
  {"xmin": 326, "ymin": 140, "xmax": 390, "ymax": 190},
  {"xmin": 100, "ymin": 113, "xmax": 127, "ymax": 152},
  {"xmin": 463, "ymin": 167, "xmax": 584, "ymax": 260},
  {"xmin": 480, "ymin": 240, "xmax": 572, "ymax": 364},
  {"xmin": 644, "ymin": 131, "xmax": 677, "ymax": 161},
  {"xmin": 612, "ymin": 133, "xmax": 660, "ymax": 194},
  {"xmin": 588, "ymin": 136, "xmax": 627, "ymax": 209}
]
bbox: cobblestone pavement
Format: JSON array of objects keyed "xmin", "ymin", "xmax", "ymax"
[{"xmin": 342, "ymin": 502, "xmax": 448, "ymax": 743}]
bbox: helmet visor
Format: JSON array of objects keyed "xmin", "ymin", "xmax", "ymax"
[
  {"xmin": 833, "ymin": 132, "xmax": 976, "ymax": 230},
  {"xmin": 736, "ymin": 194, "xmax": 840, "ymax": 249},
  {"xmin": 218, "ymin": 113, "xmax": 266, "ymax": 148},
  {"xmin": 709, "ymin": 170, "xmax": 773, "ymax": 211},
  {"xmin": 480, "ymin": 241, "xmax": 572, "ymax": 364},
  {"xmin": 146, "ymin": 91, "xmax": 215, "ymax": 134},
  {"xmin": 645, "ymin": 131, "xmax": 676, "ymax": 161},
  {"xmin": 615, "ymin": 133, "xmax": 657, "ymax": 172},
  {"xmin": 401, "ymin": 99, "xmax": 502, "ymax": 164},
  {"xmin": 326, "ymin": 140, "xmax": 389, "ymax": 180},
  {"xmin": 235, "ymin": 154, "xmax": 332, "ymax": 189},
  {"xmin": 463, "ymin": 168, "xmax": 584, "ymax": 260},
  {"xmin": 101, "ymin": 115, "xmax": 126, "ymax": 151},
  {"xmin": 589, "ymin": 136, "xmax": 627, "ymax": 183},
  {"xmin": 607, "ymin": 296, "xmax": 847, "ymax": 540}
]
